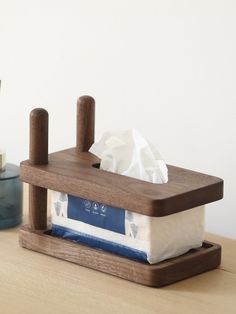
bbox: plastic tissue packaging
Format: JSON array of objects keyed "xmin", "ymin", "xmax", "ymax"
[{"xmin": 51, "ymin": 129, "xmax": 204, "ymax": 264}]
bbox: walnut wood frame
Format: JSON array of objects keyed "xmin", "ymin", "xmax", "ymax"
[{"xmin": 19, "ymin": 95, "xmax": 223, "ymax": 287}]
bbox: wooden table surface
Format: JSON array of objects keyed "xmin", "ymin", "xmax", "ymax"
[{"xmin": 0, "ymin": 189, "xmax": 236, "ymax": 314}]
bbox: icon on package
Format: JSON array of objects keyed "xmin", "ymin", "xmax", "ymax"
[
  {"xmin": 100, "ymin": 204, "xmax": 107, "ymax": 213},
  {"xmin": 84, "ymin": 200, "xmax": 91, "ymax": 209},
  {"xmin": 92, "ymin": 202, "xmax": 99, "ymax": 210}
]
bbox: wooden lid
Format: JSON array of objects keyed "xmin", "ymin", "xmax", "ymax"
[{"xmin": 20, "ymin": 147, "xmax": 223, "ymax": 217}]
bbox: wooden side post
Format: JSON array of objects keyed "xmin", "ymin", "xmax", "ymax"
[
  {"xmin": 76, "ymin": 96, "xmax": 95, "ymax": 152},
  {"xmin": 29, "ymin": 108, "xmax": 48, "ymax": 230}
]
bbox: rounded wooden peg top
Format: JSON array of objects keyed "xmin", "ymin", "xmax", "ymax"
[
  {"xmin": 30, "ymin": 108, "xmax": 48, "ymax": 118},
  {"xmin": 77, "ymin": 95, "xmax": 95, "ymax": 107},
  {"xmin": 30, "ymin": 108, "xmax": 49, "ymax": 165},
  {"xmin": 77, "ymin": 95, "xmax": 95, "ymax": 152}
]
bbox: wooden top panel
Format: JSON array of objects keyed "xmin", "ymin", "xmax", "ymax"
[{"xmin": 20, "ymin": 148, "xmax": 223, "ymax": 216}]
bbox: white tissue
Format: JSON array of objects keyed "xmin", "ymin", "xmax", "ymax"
[{"xmin": 89, "ymin": 129, "xmax": 168, "ymax": 184}]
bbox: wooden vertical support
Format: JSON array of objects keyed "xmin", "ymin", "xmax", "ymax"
[
  {"xmin": 29, "ymin": 108, "xmax": 48, "ymax": 230},
  {"xmin": 76, "ymin": 96, "xmax": 95, "ymax": 152}
]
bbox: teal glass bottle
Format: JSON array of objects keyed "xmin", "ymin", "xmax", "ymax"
[{"xmin": 0, "ymin": 152, "xmax": 22, "ymax": 229}]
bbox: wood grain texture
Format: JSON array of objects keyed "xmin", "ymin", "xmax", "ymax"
[
  {"xmin": 29, "ymin": 185, "xmax": 47, "ymax": 230},
  {"xmin": 20, "ymin": 147, "xmax": 223, "ymax": 216},
  {"xmin": 76, "ymin": 96, "xmax": 95, "ymax": 152},
  {"xmin": 19, "ymin": 225, "xmax": 221, "ymax": 287},
  {"xmin": 0, "ymin": 223, "xmax": 235, "ymax": 314},
  {"xmin": 30, "ymin": 108, "xmax": 48, "ymax": 165},
  {"xmin": 29, "ymin": 108, "xmax": 48, "ymax": 229}
]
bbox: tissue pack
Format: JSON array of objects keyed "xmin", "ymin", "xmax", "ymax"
[
  {"xmin": 51, "ymin": 129, "xmax": 205, "ymax": 264},
  {"xmin": 51, "ymin": 191, "xmax": 204, "ymax": 264}
]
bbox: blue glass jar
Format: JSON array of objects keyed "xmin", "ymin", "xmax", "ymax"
[{"xmin": 0, "ymin": 163, "xmax": 23, "ymax": 229}]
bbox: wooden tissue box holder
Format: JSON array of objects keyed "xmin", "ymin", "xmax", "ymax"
[{"xmin": 19, "ymin": 96, "xmax": 223, "ymax": 287}]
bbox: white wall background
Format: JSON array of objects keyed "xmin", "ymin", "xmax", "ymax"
[{"xmin": 0, "ymin": 0, "xmax": 235, "ymax": 238}]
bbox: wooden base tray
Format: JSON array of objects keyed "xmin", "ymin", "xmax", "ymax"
[{"xmin": 19, "ymin": 225, "xmax": 221, "ymax": 287}]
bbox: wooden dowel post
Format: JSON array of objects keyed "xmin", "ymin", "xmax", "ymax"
[
  {"xmin": 29, "ymin": 108, "xmax": 48, "ymax": 230},
  {"xmin": 76, "ymin": 96, "xmax": 95, "ymax": 152}
]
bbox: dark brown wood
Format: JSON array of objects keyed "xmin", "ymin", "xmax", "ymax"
[
  {"xmin": 29, "ymin": 185, "xmax": 47, "ymax": 230},
  {"xmin": 19, "ymin": 225, "xmax": 221, "ymax": 287},
  {"xmin": 29, "ymin": 108, "xmax": 48, "ymax": 230},
  {"xmin": 19, "ymin": 96, "xmax": 223, "ymax": 287},
  {"xmin": 30, "ymin": 108, "xmax": 48, "ymax": 165},
  {"xmin": 20, "ymin": 148, "xmax": 223, "ymax": 217},
  {"xmin": 76, "ymin": 96, "xmax": 95, "ymax": 152}
]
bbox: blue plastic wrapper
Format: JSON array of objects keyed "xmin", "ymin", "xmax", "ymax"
[{"xmin": 52, "ymin": 223, "xmax": 147, "ymax": 262}]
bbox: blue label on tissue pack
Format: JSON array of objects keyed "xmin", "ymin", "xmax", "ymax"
[{"xmin": 67, "ymin": 195, "xmax": 125, "ymax": 234}]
